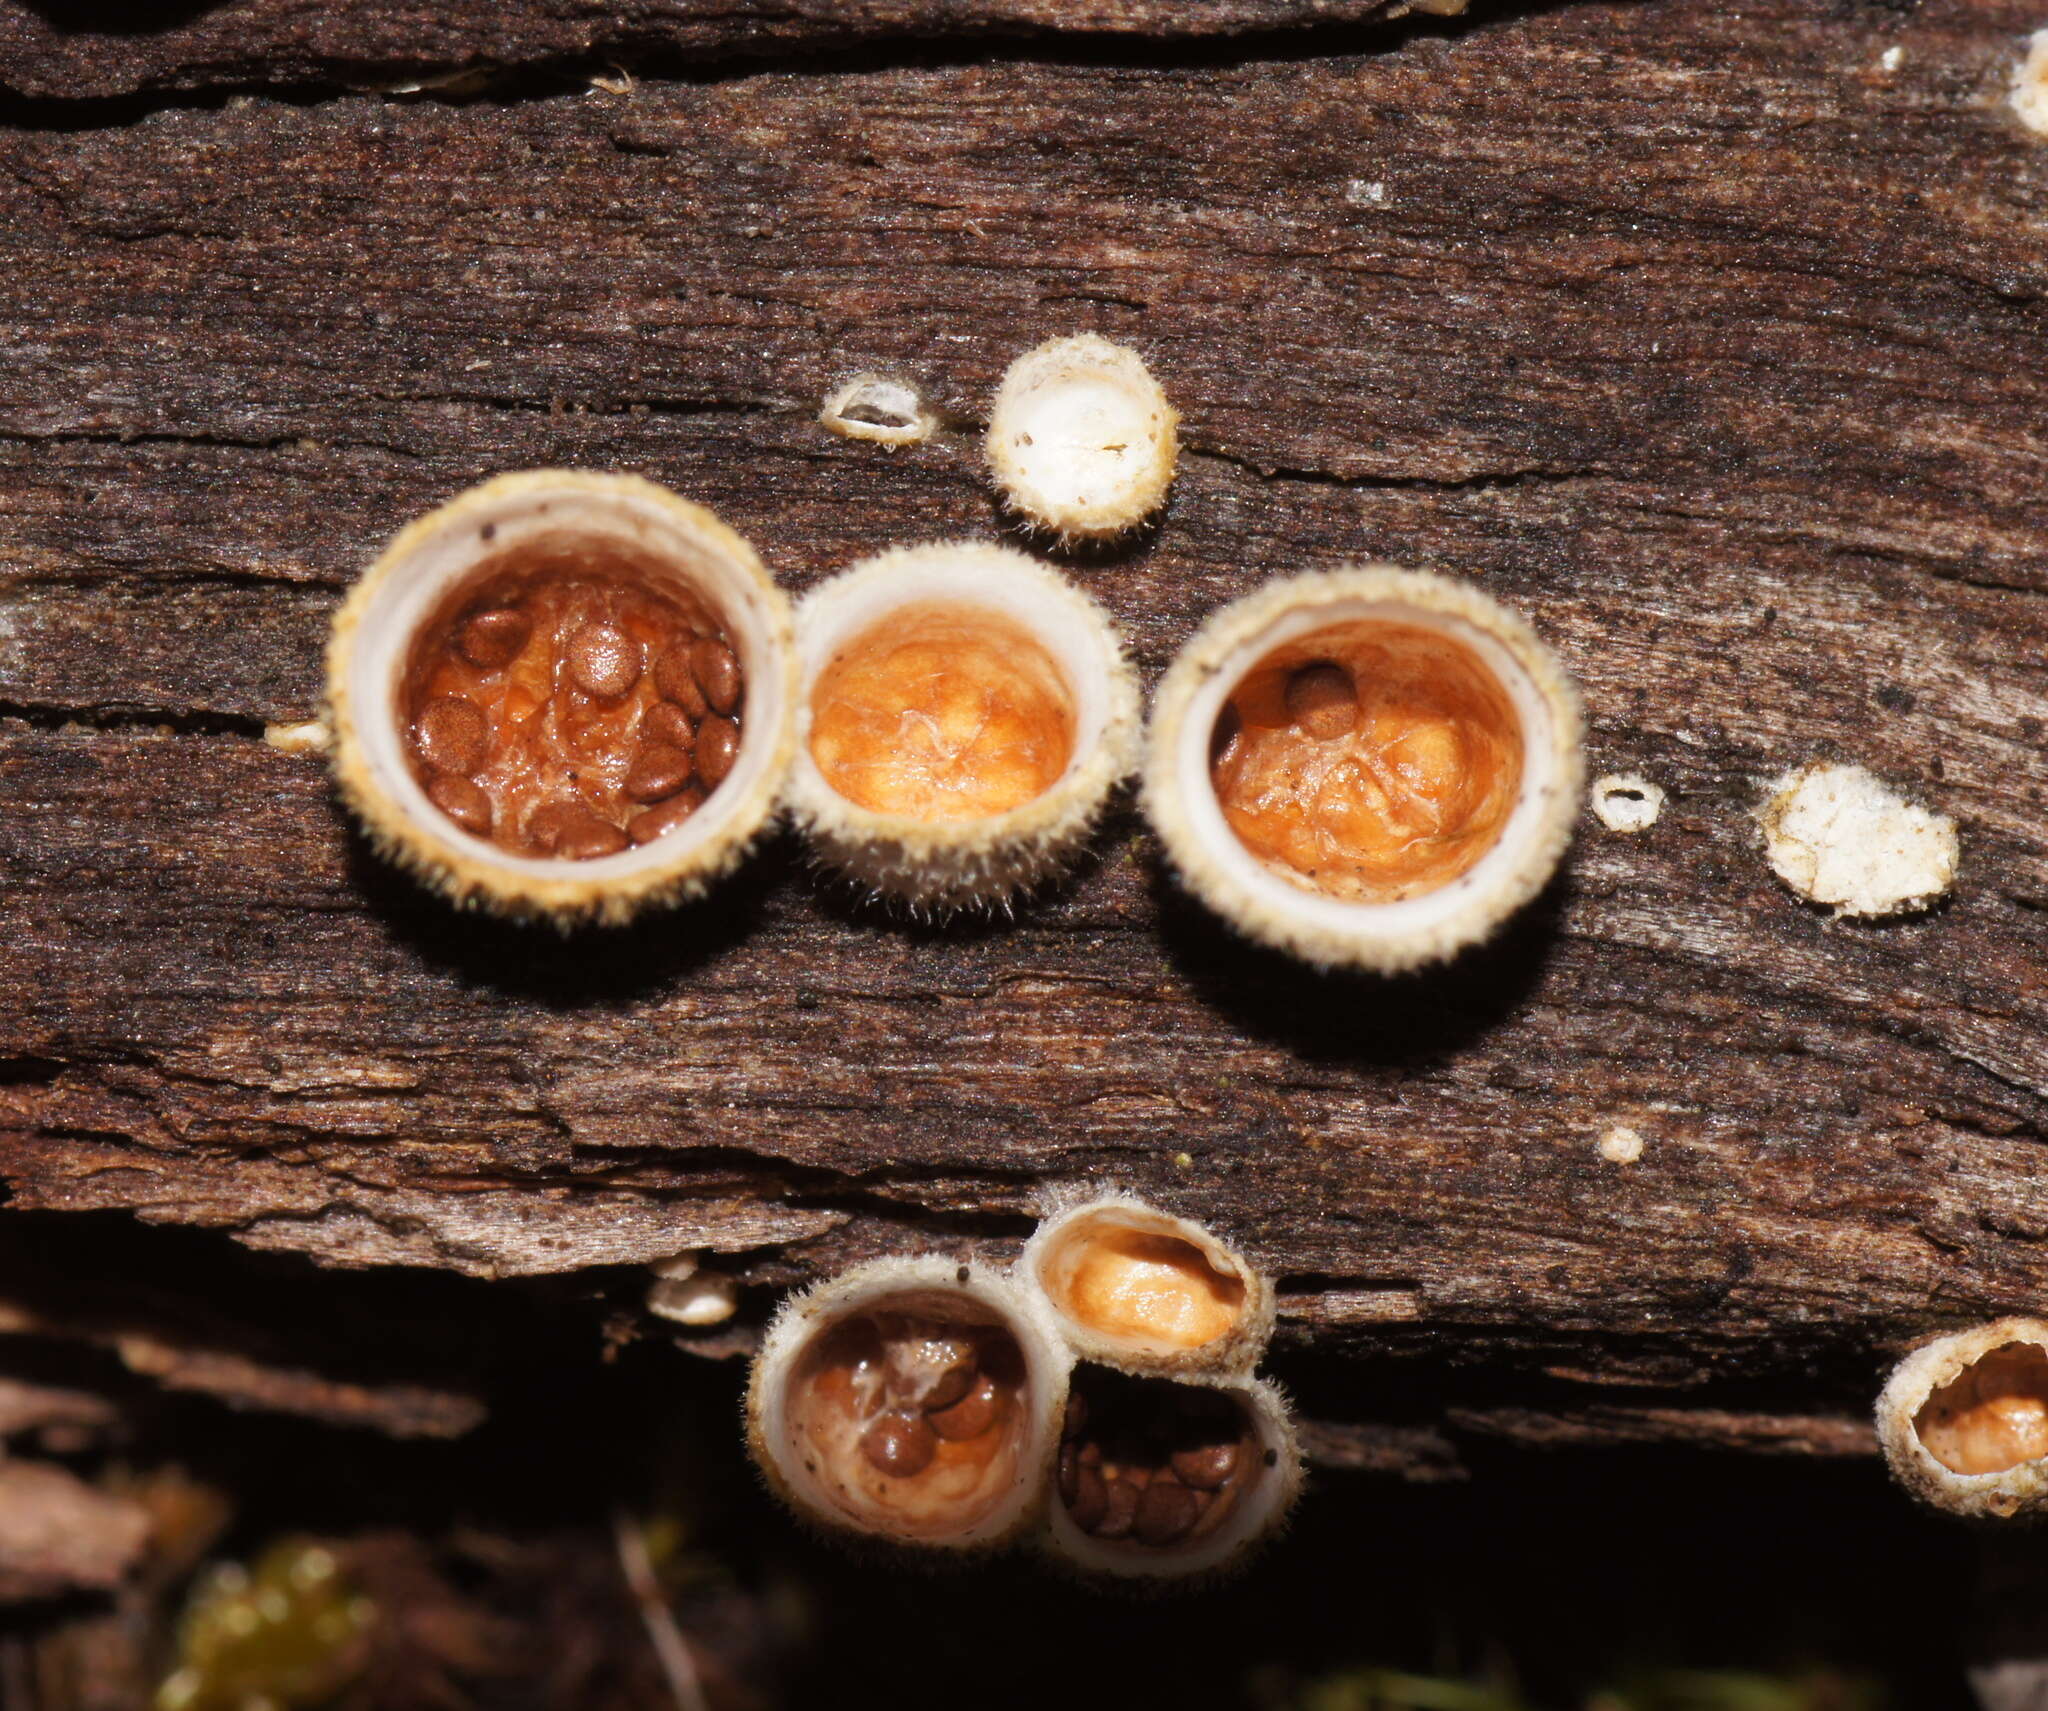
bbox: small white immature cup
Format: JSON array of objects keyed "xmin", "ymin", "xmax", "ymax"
[
  {"xmin": 745, "ymin": 1256, "xmax": 1072, "ymax": 1553},
  {"xmin": 325, "ymin": 470, "xmax": 796, "ymax": 925},
  {"xmin": 1590, "ymin": 773, "xmax": 1664, "ymax": 834},
  {"xmin": 819, "ymin": 373, "xmax": 936, "ymax": 448},
  {"xmin": 1144, "ymin": 564, "xmax": 1585, "ymax": 973},
  {"xmin": 1021, "ymin": 1195, "xmax": 1274, "ymax": 1378},
  {"xmin": 1043, "ymin": 1370, "xmax": 1303, "ymax": 1583},
  {"xmin": 985, "ymin": 334, "xmax": 1179, "ymax": 540},
  {"xmin": 786, "ymin": 541, "xmax": 1140, "ymax": 910},
  {"xmin": 1877, "ymin": 1318, "xmax": 2048, "ymax": 1521}
]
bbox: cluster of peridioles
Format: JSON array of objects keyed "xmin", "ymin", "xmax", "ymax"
[
  {"xmin": 321, "ymin": 332, "xmax": 1585, "ymax": 967},
  {"xmin": 743, "ymin": 1196, "xmax": 1303, "ymax": 1583}
]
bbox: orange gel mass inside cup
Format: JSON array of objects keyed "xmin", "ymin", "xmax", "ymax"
[
  {"xmin": 808, "ymin": 602, "xmax": 1077, "ymax": 820},
  {"xmin": 1210, "ymin": 620, "xmax": 1523, "ymax": 903},
  {"xmin": 1049, "ymin": 1228, "xmax": 1245, "ymax": 1352},
  {"xmin": 1915, "ymin": 1344, "xmax": 2048, "ymax": 1476}
]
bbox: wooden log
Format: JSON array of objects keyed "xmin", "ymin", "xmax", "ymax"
[
  {"xmin": 0, "ymin": 0, "xmax": 2044, "ymax": 1484},
  {"xmin": 0, "ymin": 0, "xmax": 1445, "ymax": 101}
]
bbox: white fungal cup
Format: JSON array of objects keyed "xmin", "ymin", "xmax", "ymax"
[
  {"xmin": 746, "ymin": 1257, "xmax": 1073, "ymax": 1554},
  {"xmin": 786, "ymin": 541, "xmax": 1140, "ymax": 910},
  {"xmin": 985, "ymin": 335, "xmax": 1179, "ymax": 540},
  {"xmin": 819, "ymin": 373, "xmax": 936, "ymax": 448},
  {"xmin": 1145, "ymin": 565, "xmax": 1585, "ymax": 973},
  {"xmin": 326, "ymin": 470, "xmax": 797, "ymax": 924}
]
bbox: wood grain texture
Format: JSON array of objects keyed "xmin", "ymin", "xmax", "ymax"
[
  {"xmin": 0, "ymin": 0, "xmax": 1439, "ymax": 101},
  {"xmin": 0, "ymin": 0, "xmax": 2045, "ymax": 1465}
]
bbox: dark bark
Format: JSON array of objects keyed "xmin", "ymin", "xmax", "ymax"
[
  {"xmin": 0, "ymin": 0, "xmax": 2044, "ymax": 1532},
  {"xmin": 0, "ymin": 0, "xmax": 1440, "ymax": 101}
]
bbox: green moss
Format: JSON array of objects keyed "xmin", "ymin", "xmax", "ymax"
[{"xmin": 155, "ymin": 1539, "xmax": 374, "ymax": 1711}]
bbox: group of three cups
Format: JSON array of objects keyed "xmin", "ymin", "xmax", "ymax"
[{"xmin": 327, "ymin": 468, "xmax": 1584, "ymax": 969}]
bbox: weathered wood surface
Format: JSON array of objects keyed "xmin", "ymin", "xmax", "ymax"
[
  {"xmin": 1, "ymin": 0, "xmax": 2046, "ymax": 1464},
  {"xmin": 0, "ymin": 0, "xmax": 1440, "ymax": 101}
]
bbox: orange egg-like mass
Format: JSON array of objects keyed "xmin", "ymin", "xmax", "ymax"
[
  {"xmin": 1059, "ymin": 1229, "xmax": 1245, "ymax": 1353},
  {"xmin": 1210, "ymin": 620, "xmax": 1523, "ymax": 903},
  {"xmin": 1915, "ymin": 1344, "xmax": 2048, "ymax": 1477},
  {"xmin": 808, "ymin": 601, "xmax": 1077, "ymax": 821}
]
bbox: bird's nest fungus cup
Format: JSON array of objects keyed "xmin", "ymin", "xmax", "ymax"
[
  {"xmin": 785, "ymin": 541, "xmax": 1139, "ymax": 910},
  {"xmin": 1879, "ymin": 1318, "xmax": 2048, "ymax": 1521},
  {"xmin": 1023, "ymin": 1195, "xmax": 1275, "ymax": 1379},
  {"xmin": 745, "ymin": 1258, "xmax": 1072, "ymax": 1555},
  {"xmin": 326, "ymin": 471, "xmax": 797, "ymax": 924},
  {"xmin": 1144, "ymin": 565, "xmax": 1584, "ymax": 972},
  {"xmin": 1043, "ymin": 1370, "xmax": 1301, "ymax": 1583},
  {"xmin": 985, "ymin": 334, "xmax": 1179, "ymax": 541}
]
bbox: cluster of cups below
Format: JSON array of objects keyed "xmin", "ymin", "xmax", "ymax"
[
  {"xmin": 743, "ymin": 1196, "xmax": 1300, "ymax": 1582},
  {"xmin": 325, "ymin": 468, "xmax": 1587, "ymax": 970}
]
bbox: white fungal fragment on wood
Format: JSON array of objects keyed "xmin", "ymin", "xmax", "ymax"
[
  {"xmin": 819, "ymin": 373, "xmax": 936, "ymax": 447},
  {"xmin": 648, "ymin": 1267, "xmax": 737, "ymax": 1326},
  {"xmin": 1589, "ymin": 772, "xmax": 1664, "ymax": 833},
  {"xmin": 2014, "ymin": 29, "xmax": 2048, "ymax": 136},
  {"xmin": 1597, "ymin": 1125, "xmax": 1645, "ymax": 1164},
  {"xmin": 1757, "ymin": 762, "xmax": 1958, "ymax": 919},
  {"xmin": 262, "ymin": 718, "xmax": 330, "ymax": 757}
]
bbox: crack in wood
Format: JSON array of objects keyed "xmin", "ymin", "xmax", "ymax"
[
  {"xmin": 0, "ymin": 698, "xmax": 269, "ymax": 738},
  {"xmin": 0, "ymin": 3, "xmax": 1467, "ymax": 112}
]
